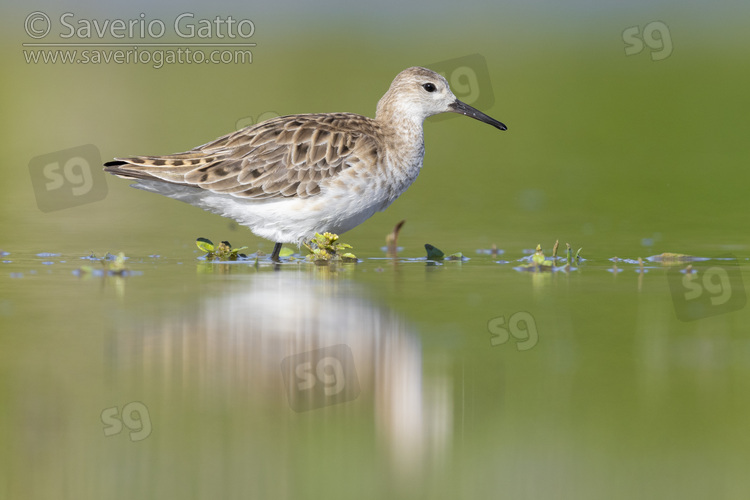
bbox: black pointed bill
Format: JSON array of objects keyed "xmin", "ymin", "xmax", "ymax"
[{"xmin": 449, "ymin": 100, "xmax": 507, "ymax": 131}]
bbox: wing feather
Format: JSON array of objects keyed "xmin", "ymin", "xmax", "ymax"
[{"xmin": 103, "ymin": 113, "xmax": 382, "ymax": 200}]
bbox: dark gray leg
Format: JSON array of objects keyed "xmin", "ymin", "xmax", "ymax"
[{"xmin": 271, "ymin": 243, "xmax": 282, "ymax": 262}]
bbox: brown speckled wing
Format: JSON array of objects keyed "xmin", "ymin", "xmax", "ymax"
[{"xmin": 104, "ymin": 113, "xmax": 381, "ymax": 200}]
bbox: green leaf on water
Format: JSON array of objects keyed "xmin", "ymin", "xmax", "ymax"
[
  {"xmin": 341, "ymin": 253, "xmax": 358, "ymax": 263},
  {"xmin": 279, "ymin": 247, "xmax": 295, "ymax": 258},
  {"xmin": 425, "ymin": 244, "xmax": 445, "ymax": 260},
  {"xmin": 110, "ymin": 252, "xmax": 127, "ymax": 273},
  {"xmin": 196, "ymin": 238, "xmax": 214, "ymax": 254},
  {"xmin": 532, "ymin": 244, "xmax": 548, "ymax": 266},
  {"xmin": 519, "ymin": 244, "xmax": 554, "ymax": 271}
]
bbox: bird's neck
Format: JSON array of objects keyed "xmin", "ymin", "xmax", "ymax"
[
  {"xmin": 369, "ymin": 117, "xmax": 425, "ymax": 202},
  {"xmin": 375, "ymin": 105, "xmax": 424, "ymax": 152},
  {"xmin": 374, "ymin": 95, "xmax": 427, "ymax": 172},
  {"xmin": 380, "ymin": 117, "xmax": 424, "ymax": 165}
]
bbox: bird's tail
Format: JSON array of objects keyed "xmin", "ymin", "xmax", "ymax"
[{"xmin": 103, "ymin": 151, "xmax": 228, "ymax": 184}]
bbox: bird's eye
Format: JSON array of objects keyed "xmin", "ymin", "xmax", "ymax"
[{"xmin": 422, "ymin": 83, "xmax": 437, "ymax": 93}]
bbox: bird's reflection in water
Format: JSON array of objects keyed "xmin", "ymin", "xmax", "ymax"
[{"xmin": 108, "ymin": 270, "xmax": 452, "ymax": 485}]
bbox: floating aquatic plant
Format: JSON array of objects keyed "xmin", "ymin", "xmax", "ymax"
[
  {"xmin": 424, "ymin": 244, "xmax": 465, "ymax": 261},
  {"xmin": 517, "ymin": 244, "xmax": 555, "ymax": 271},
  {"xmin": 277, "ymin": 247, "xmax": 295, "ymax": 258},
  {"xmin": 425, "ymin": 244, "xmax": 444, "ymax": 260},
  {"xmin": 74, "ymin": 252, "xmax": 131, "ymax": 277},
  {"xmin": 564, "ymin": 242, "xmax": 583, "ymax": 265},
  {"xmin": 196, "ymin": 238, "xmax": 248, "ymax": 261},
  {"xmin": 304, "ymin": 232, "xmax": 357, "ymax": 263},
  {"xmin": 108, "ymin": 252, "xmax": 127, "ymax": 275},
  {"xmin": 516, "ymin": 241, "xmax": 582, "ymax": 272},
  {"xmin": 646, "ymin": 253, "xmax": 708, "ymax": 264}
]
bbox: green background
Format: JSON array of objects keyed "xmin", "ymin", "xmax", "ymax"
[{"xmin": 2, "ymin": 2, "xmax": 750, "ymax": 499}]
